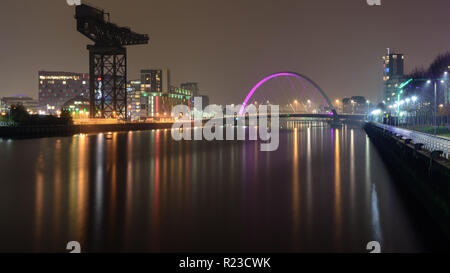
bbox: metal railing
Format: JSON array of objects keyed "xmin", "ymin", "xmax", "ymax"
[{"xmin": 372, "ymin": 122, "xmax": 450, "ymax": 159}]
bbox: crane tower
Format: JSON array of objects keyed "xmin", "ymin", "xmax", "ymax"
[{"xmin": 75, "ymin": 4, "xmax": 149, "ymax": 119}]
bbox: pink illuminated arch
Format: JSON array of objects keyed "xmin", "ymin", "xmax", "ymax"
[{"xmin": 239, "ymin": 72, "xmax": 338, "ymax": 116}]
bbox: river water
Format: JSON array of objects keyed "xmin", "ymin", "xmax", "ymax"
[{"xmin": 0, "ymin": 120, "xmax": 423, "ymax": 252}]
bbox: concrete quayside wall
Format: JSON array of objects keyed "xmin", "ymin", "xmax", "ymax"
[{"xmin": 364, "ymin": 122, "xmax": 450, "ymax": 249}]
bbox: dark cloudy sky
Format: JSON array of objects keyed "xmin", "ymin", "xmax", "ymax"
[{"xmin": 0, "ymin": 0, "xmax": 449, "ymax": 104}]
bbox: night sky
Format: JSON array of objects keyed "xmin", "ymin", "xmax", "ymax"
[{"xmin": 0, "ymin": 0, "xmax": 449, "ymax": 105}]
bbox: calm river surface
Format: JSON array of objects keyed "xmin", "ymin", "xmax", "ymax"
[{"xmin": 0, "ymin": 120, "xmax": 423, "ymax": 252}]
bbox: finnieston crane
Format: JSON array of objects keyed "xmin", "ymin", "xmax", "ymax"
[{"xmin": 75, "ymin": 4, "xmax": 149, "ymax": 119}]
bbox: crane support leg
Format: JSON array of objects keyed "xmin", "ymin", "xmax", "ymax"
[{"xmin": 88, "ymin": 45, "xmax": 127, "ymax": 119}]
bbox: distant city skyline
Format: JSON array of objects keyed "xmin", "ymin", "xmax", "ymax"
[{"xmin": 0, "ymin": 0, "xmax": 449, "ymax": 105}]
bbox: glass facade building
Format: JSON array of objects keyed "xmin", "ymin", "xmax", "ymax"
[{"xmin": 38, "ymin": 71, "xmax": 89, "ymax": 114}]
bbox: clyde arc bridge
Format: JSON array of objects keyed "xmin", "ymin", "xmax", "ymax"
[{"xmin": 239, "ymin": 72, "xmax": 340, "ymax": 118}]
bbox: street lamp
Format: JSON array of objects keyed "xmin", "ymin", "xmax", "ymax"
[
  {"xmin": 366, "ymin": 100, "xmax": 370, "ymax": 118},
  {"xmin": 426, "ymin": 78, "xmax": 446, "ymax": 135},
  {"xmin": 411, "ymin": 96, "xmax": 419, "ymax": 130},
  {"xmin": 335, "ymin": 99, "xmax": 341, "ymax": 113}
]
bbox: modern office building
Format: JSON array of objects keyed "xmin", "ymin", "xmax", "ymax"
[
  {"xmin": 126, "ymin": 80, "xmax": 149, "ymax": 121},
  {"xmin": 1, "ymin": 95, "xmax": 39, "ymax": 114},
  {"xmin": 38, "ymin": 71, "xmax": 89, "ymax": 114},
  {"xmin": 140, "ymin": 69, "xmax": 170, "ymax": 94},
  {"xmin": 382, "ymin": 50, "xmax": 406, "ymax": 103},
  {"xmin": 149, "ymin": 87, "xmax": 193, "ymax": 119},
  {"xmin": 180, "ymin": 82, "xmax": 200, "ymax": 97},
  {"xmin": 127, "ymin": 73, "xmax": 193, "ymax": 121}
]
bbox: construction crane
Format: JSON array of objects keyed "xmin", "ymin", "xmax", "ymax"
[{"xmin": 75, "ymin": 4, "xmax": 149, "ymax": 119}]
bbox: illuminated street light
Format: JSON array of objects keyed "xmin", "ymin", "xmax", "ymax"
[
  {"xmin": 371, "ymin": 109, "xmax": 382, "ymax": 115},
  {"xmin": 412, "ymin": 96, "xmax": 418, "ymax": 102},
  {"xmin": 425, "ymin": 78, "xmax": 445, "ymax": 135}
]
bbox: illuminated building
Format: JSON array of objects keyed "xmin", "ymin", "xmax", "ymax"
[
  {"xmin": 180, "ymin": 82, "xmax": 210, "ymax": 109},
  {"xmin": 0, "ymin": 99, "xmax": 5, "ymax": 113},
  {"xmin": 382, "ymin": 50, "xmax": 406, "ymax": 102},
  {"xmin": 1, "ymin": 95, "xmax": 39, "ymax": 114},
  {"xmin": 126, "ymin": 70, "xmax": 209, "ymax": 121},
  {"xmin": 141, "ymin": 69, "xmax": 170, "ymax": 93},
  {"xmin": 126, "ymin": 72, "xmax": 193, "ymax": 120},
  {"xmin": 61, "ymin": 96, "xmax": 90, "ymax": 119},
  {"xmin": 38, "ymin": 71, "xmax": 89, "ymax": 114},
  {"xmin": 342, "ymin": 96, "xmax": 368, "ymax": 114},
  {"xmin": 134, "ymin": 84, "xmax": 192, "ymax": 120},
  {"xmin": 153, "ymin": 87, "xmax": 193, "ymax": 118},
  {"xmin": 127, "ymin": 80, "xmax": 148, "ymax": 121},
  {"xmin": 180, "ymin": 82, "xmax": 200, "ymax": 97}
]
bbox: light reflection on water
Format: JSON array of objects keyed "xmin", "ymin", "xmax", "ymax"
[{"xmin": 0, "ymin": 120, "xmax": 422, "ymax": 252}]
